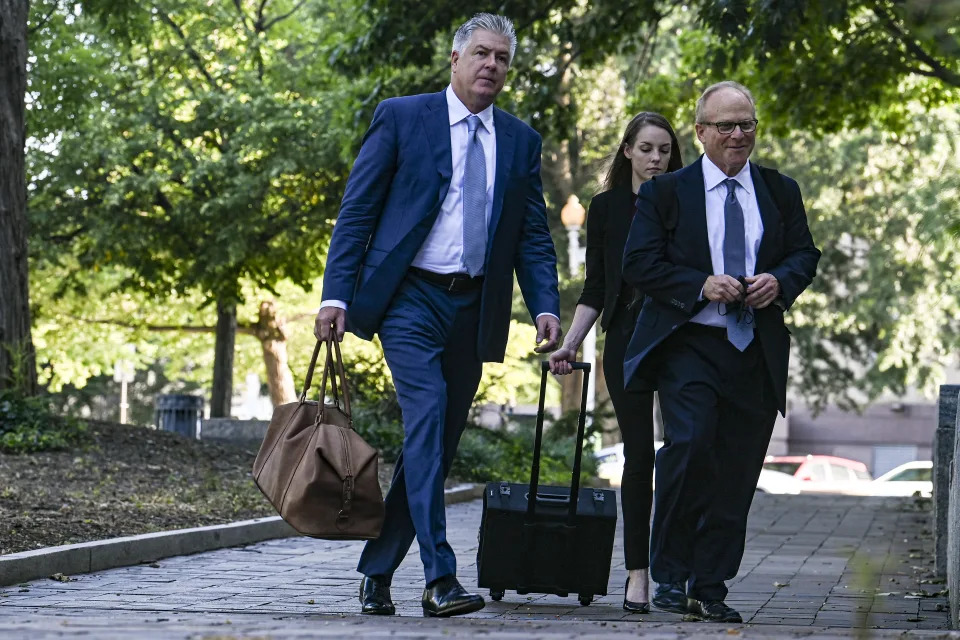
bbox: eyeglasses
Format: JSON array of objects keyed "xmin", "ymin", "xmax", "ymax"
[
  {"xmin": 718, "ymin": 275, "xmax": 754, "ymax": 324},
  {"xmin": 698, "ymin": 119, "xmax": 758, "ymax": 135}
]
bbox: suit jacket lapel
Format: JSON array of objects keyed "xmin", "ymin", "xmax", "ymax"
[
  {"xmin": 489, "ymin": 108, "xmax": 515, "ymax": 245},
  {"xmin": 420, "ymin": 91, "xmax": 452, "ymax": 187},
  {"xmin": 677, "ymin": 157, "xmax": 712, "ymax": 274},
  {"xmin": 751, "ymin": 163, "xmax": 780, "ymax": 272}
]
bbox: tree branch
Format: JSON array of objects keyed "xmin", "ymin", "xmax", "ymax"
[
  {"xmin": 261, "ymin": 0, "xmax": 308, "ymax": 32},
  {"xmin": 232, "ymin": 0, "xmax": 254, "ymax": 32},
  {"xmin": 28, "ymin": 9, "xmax": 55, "ymax": 35},
  {"xmin": 153, "ymin": 8, "xmax": 223, "ymax": 91},
  {"xmin": 871, "ymin": 1, "xmax": 960, "ymax": 88}
]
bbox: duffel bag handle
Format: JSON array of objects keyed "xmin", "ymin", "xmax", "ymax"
[
  {"xmin": 526, "ymin": 361, "xmax": 591, "ymax": 526},
  {"xmin": 299, "ymin": 338, "xmax": 352, "ymax": 422}
]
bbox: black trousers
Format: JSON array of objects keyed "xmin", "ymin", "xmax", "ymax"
[
  {"xmin": 648, "ymin": 323, "xmax": 777, "ymax": 601},
  {"xmin": 603, "ymin": 304, "xmax": 655, "ymax": 571}
]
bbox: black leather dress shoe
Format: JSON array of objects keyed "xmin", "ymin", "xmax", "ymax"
[
  {"xmin": 421, "ymin": 575, "xmax": 485, "ymax": 617},
  {"xmin": 359, "ymin": 574, "xmax": 395, "ymax": 615},
  {"xmin": 623, "ymin": 577, "xmax": 649, "ymax": 613},
  {"xmin": 688, "ymin": 599, "xmax": 743, "ymax": 623},
  {"xmin": 651, "ymin": 581, "xmax": 688, "ymax": 614}
]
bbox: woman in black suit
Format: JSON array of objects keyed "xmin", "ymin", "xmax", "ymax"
[{"xmin": 549, "ymin": 112, "xmax": 682, "ymax": 613}]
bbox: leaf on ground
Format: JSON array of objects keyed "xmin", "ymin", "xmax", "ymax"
[
  {"xmin": 682, "ymin": 614, "xmax": 701, "ymax": 622},
  {"xmin": 307, "ymin": 599, "xmax": 315, "ymax": 604},
  {"xmin": 773, "ymin": 581, "xmax": 790, "ymax": 588},
  {"xmin": 49, "ymin": 573, "xmax": 72, "ymax": 582},
  {"xmin": 875, "ymin": 592, "xmax": 898, "ymax": 597}
]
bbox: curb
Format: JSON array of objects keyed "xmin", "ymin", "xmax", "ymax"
[{"xmin": 0, "ymin": 483, "xmax": 484, "ymax": 587}]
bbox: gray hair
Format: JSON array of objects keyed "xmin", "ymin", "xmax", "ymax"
[
  {"xmin": 695, "ymin": 81, "xmax": 756, "ymax": 122},
  {"xmin": 452, "ymin": 13, "xmax": 517, "ymax": 65}
]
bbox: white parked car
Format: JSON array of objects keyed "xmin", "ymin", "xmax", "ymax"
[
  {"xmin": 594, "ymin": 441, "xmax": 664, "ymax": 487},
  {"xmin": 755, "ymin": 468, "xmax": 802, "ymax": 495},
  {"xmin": 868, "ymin": 460, "xmax": 933, "ymax": 497}
]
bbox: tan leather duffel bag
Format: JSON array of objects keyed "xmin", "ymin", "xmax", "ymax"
[{"xmin": 253, "ymin": 338, "xmax": 384, "ymax": 539}]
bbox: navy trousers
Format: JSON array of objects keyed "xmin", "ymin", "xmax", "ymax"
[
  {"xmin": 649, "ymin": 323, "xmax": 777, "ymax": 601},
  {"xmin": 357, "ymin": 274, "xmax": 483, "ymax": 584}
]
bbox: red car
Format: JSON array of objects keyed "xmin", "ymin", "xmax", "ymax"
[{"xmin": 762, "ymin": 455, "xmax": 873, "ymax": 495}]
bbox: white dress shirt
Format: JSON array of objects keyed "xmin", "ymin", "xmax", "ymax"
[
  {"xmin": 690, "ymin": 155, "xmax": 764, "ymax": 328},
  {"xmin": 412, "ymin": 85, "xmax": 496, "ymax": 274}
]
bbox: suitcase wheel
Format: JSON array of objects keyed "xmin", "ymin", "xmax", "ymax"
[
  {"xmin": 490, "ymin": 589, "xmax": 504, "ymax": 601},
  {"xmin": 578, "ymin": 594, "xmax": 592, "ymax": 606}
]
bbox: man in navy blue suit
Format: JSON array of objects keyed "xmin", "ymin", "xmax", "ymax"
[
  {"xmin": 314, "ymin": 13, "xmax": 561, "ymax": 619},
  {"xmin": 621, "ymin": 81, "xmax": 820, "ymax": 623}
]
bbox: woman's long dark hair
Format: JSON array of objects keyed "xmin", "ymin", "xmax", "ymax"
[{"xmin": 602, "ymin": 112, "xmax": 683, "ymax": 192}]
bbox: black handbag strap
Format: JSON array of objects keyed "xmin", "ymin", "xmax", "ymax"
[{"xmin": 526, "ymin": 361, "xmax": 591, "ymax": 526}]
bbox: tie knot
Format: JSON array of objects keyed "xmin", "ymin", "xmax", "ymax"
[
  {"xmin": 723, "ymin": 179, "xmax": 738, "ymax": 197},
  {"xmin": 466, "ymin": 115, "xmax": 480, "ymax": 134}
]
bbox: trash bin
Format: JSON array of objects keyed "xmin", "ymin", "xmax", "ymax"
[{"xmin": 154, "ymin": 394, "xmax": 204, "ymax": 439}]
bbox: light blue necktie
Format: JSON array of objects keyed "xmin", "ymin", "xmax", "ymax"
[
  {"xmin": 461, "ymin": 115, "xmax": 487, "ymax": 277},
  {"xmin": 722, "ymin": 179, "xmax": 754, "ymax": 351}
]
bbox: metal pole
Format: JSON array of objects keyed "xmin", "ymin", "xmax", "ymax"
[
  {"xmin": 119, "ymin": 379, "xmax": 129, "ymax": 424},
  {"xmin": 566, "ymin": 224, "xmax": 596, "ymax": 427}
]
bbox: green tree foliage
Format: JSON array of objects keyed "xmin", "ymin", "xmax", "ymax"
[
  {"xmin": 762, "ymin": 107, "xmax": 960, "ymax": 410},
  {"xmin": 21, "ymin": 0, "xmax": 960, "ymax": 419},
  {"xmin": 28, "ymin": 0, "xmax": 347, "ymax": 303},
  {"xmin": 688, "ymin": 0, "xmax": 960, "ymax": 134}
]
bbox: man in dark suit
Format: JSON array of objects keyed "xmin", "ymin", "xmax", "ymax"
[
  {"xmin": 621, "ymin": 81, "xmax": 820, "ymax": 622},
  {"xmin": 314, "ymin": 13, "xmax": 561, "ymax": 618}
]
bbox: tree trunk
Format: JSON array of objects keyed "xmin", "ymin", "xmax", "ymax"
[
  {"xmin": 210, "ymin": 300, "xmax": 236, "ymax": 417},
  {"xmin": 254, "ymin": 299, "xmax": 296, "ymax": 406},
  {"xmin": 0, "ymin": 0, "xmax": 37, "ymax": 394}
]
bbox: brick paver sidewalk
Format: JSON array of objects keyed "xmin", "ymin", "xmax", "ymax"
[{"xmin": 0, "ymin": 493, "xmax": 953, "ymax": 639}]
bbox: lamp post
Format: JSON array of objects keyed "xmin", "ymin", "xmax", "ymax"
[
  {"xmin": 560, "ymin": 195, "xmax": 596, "ymax": 424},
  {"xmin": 113, "ymin": 346, "xmax": 136, "ymax": 424}
]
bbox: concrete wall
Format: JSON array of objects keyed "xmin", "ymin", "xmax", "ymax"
[{"xmin": 200, "ymin": 418, "xmax": 269, "ymax": 444}]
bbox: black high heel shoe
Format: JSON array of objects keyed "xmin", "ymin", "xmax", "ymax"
[{"xmin": 623, "ymin": 576, "xmax": 650, "ymax": 613}]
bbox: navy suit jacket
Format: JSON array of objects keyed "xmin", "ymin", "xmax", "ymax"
[
  {"xmin": 621, "ymin": 156, "xmax": 821, "ymax": 415},
  {"xmin": 321, "ymin": 90, "xmax": 560, "ymax": 362}
]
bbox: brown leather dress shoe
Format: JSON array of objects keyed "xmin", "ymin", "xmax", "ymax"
[{"xmin": 359, "ymin": 574, "xmax": 395, "ymax": 615}]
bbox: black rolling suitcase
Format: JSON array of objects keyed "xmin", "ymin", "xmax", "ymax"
[{"xmin": 476, "ymin": 361, "xmax": 617, "ymax": 605}]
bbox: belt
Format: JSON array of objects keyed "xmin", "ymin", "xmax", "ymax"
[{"xmin": 409, "ymin": 267, "xmax": 484, "ymax": 293}]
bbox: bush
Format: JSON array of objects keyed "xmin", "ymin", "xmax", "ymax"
[
  {"xmin": 0, "ymin": 390, "xmax": 88, "ymax": 454},
  {"xmin": 451, "ymin": 420, "xmax": 599, "ymax": 486}
]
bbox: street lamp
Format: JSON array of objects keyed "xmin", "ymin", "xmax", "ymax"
[
  {"xmin": 113, "ymin": 346, "xmax": 136, "ymax": 424},
  {"xmin": 560, "ymin": 195, "xmax": 596, "ymax": 424}
]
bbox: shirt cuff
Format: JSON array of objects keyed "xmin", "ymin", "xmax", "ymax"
[
  {"xmin": 320, "ymin": 300, "xmax": 348, "ymax": 311},
  {"xmin": 535, "ymin": 312, "xmax": 560, "ymax": 323}
]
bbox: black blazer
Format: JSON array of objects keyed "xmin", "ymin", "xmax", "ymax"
[
  {"xmin": 621, "ymin": 157, "xmax": 821, "ymax": 415},
  {"xmin": 577, "ymin": 186, "xmax": 637, "ymax": 331}
]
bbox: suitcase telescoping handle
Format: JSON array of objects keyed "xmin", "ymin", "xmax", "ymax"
[{"xmin": 526, "ymin": 361, "xmax": 591, "ymax": 526}]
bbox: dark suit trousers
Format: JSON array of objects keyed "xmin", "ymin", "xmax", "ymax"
[
  {"xmin": 603, "ymin": 304, "xmax": 655, "ymax": 570},
  {"xmin": 649, "ymin": 323, "xmax": 777, "ymax": 601},
  {"xmin": 356, "ymin": 275, "xmax": 483, "ymax": 584}
]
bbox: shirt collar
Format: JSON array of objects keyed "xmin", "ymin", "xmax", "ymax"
[
  {"xmin": 446, "ymin": 84, "xmax": 494, "ymax": 132},
  {"xmin": 702, "ymin": 154, "xmax": 754, "ymax": 195}
]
